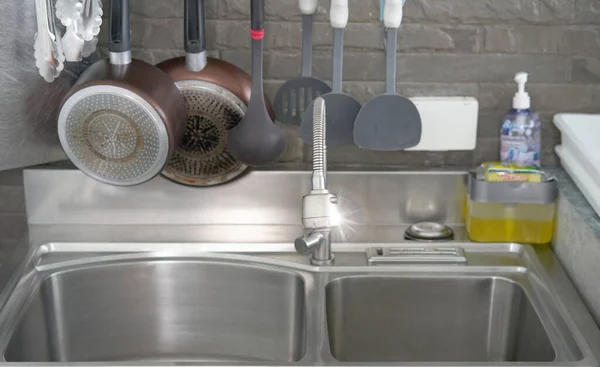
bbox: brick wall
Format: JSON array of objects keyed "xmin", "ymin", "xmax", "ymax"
[
  {"xmin": 0, "ymin": 169, "xmax": 26, "ymax": 263},
  {"xmin": 96, "ymin": 0, "xmax": 600, "ymax": 168}
]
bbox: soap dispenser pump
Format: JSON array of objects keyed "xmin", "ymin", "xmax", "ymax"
[
  {"xmin": 500, "ymin": 72, "xmax": 541, "ymax": 167},
  {"xmin": 513, "ymin": 72, "xmax": 531, "ymax": 110}
]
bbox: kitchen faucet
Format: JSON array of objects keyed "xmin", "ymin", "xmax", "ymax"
[{"xmin": 294, "ymin": 97, "xmax": 340, "ymax": 265}]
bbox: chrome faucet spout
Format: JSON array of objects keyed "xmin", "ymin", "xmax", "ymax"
[{"xmin": 295, "ymin": 97, "xmax": 339, "ymax": 265}]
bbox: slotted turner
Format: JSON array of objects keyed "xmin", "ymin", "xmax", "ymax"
[
  {"xmin": 274, "ymin": 0, "xmax": 330, "ymax": 125},
  {"xmin": 300, "ymin": 0, "xmax": 361, "ymax": 147},
  {"xmin": 354, "ymin": 0, "xmax": 421, "ymax": 151}
]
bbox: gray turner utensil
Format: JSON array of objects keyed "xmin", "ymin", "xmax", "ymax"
[
  {"xmin": 300, "ymin": 0, "xmax": 360, "ymax": 147},
  {"xmin": 353, "ymin": 0, "xmax": 421, "ymax": 151},
  {"xmin": 228, "ymin": 0, "xmax": 287, "ymax": 166},
  {"xmin": 274, "ymin": 0, "xmax": 331, "ymax": 125}
]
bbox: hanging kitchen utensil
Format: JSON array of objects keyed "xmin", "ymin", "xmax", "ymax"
[
  {"xmin": 56, "ymin": 0, "xmax": 85, "ymax": 62},
  {"xmin": 227, "ymin": 0, "xmax": 287, "ymax": 166},
  {"xmin": 77, "ymin": 0, "xmax": 103, "ymax": 58},
  {"xmin": 34, "ymin": 0, "xmax": 65, "ymax": 82},
  {"xmin": 300, "ymin": 0, "xmax": 360, "ymax": 147},
  {"xmin": 273, "ymin": 0, "xmax": 331, "ymax": 125},
  {"xmin": 57, "ymin": 0, "xmax": 188, "ymax": 186},
  {"xmin": 158, "ymin": 0, "xmax": 266, "ymax": 186},
  {"xmin": 353, "ymin": 0, "xmax": 421, "ymax": 151},
  {"xmin": 77, "ymin": 0, "xmax": 103, "ymax": 41}
]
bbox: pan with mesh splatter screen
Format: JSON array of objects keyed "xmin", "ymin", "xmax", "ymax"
[
  {"xmin": 162, "ymin": 81, "xmax": 249, "ymax": 186},
  {"xmin": 58, "ymin": 85, "xmax": 172, "ymax": 186}
]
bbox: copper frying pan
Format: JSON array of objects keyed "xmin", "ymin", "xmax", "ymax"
[
  {"xmin": 57, "ymin": 0, "xmax": 187, "ymax": 186},
  {"xmin": 157, "ymin": 0, "xmax": 273, "ymax": 186}
]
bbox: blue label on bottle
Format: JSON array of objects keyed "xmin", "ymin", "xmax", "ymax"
[{"xmin": 500, "ymin": 114, "xmax": 541, "ymax": 166}]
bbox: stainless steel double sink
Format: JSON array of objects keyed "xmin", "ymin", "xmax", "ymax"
[{"xmin": 0, "ymin": 242, "xmax": 596, "ymax": 366}]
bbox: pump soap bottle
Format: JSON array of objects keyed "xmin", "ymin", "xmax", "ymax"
[{"xmin": 500, "ymin": 72, "xmax": 541, "ymax": 167}]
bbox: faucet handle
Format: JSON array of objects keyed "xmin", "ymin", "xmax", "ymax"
[{"xmin": 294, "ymin": 232, "xmax": 325, "ymax": 254}]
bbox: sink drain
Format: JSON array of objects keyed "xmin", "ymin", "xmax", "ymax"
[{"xmin": 404, "ymin": 222, "xmax": 454, "ymax": 242}]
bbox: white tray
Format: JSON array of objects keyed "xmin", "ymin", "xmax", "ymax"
[
  {"xmin": 556, "ymin": 145, "xmax": 600, "ymax": 218},
  {"xmin": 554, "ymin": 114, "xmax": 600, "ymax": 185}
]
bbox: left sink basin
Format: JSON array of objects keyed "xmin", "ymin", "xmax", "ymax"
[{"xmin": 2, "ymin": 260, "xmax": 307, "ymax": 362}]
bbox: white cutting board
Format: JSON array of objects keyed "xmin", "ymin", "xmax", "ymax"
[
  {"xmin": 407, "ymin": 97, "xmax": 479, "ymax": 151},
  {"xmin": 554, "ymin": 114, "xmax": 600, "ymax": 185},
  {"xmin": 556, "ymin": 145, "xmax": 600, "ymax": 217}
]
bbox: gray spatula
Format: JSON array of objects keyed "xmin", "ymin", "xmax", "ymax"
[
  {"xmin": 300, "ymin": 0, "xmax": 361, "ymax": 147},
  {"xmin": 274, "ymin": 0, "xmax": 331, "ymax": 125},
  {"xmin": 353, "ymin": 0, "xmax": 422, "ymax": 151}
]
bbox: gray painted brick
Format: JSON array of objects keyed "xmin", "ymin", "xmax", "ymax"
[
  {"xmin": 484, "ymin": 26, "xmax": 563, "ymax": 54},
  {"xmin": 218, "ymin": 0, "xmax": 380, "ymax": 22},
  {"xmin": 395, "ymin": 54, "xmax": 570, "ymax": 83},
  {"xmin": 560, "ymin": 28, "xmax": 600, "ymax": 58},
  {"xmin": 572, "ymin": 57, "xmax": 600, "ymax": 83},
  {"xmin": 399, "ymin": 26, "xmax": 479, "ymax": 53},
  {"xmin": 128, "ymin": 0, "xmax": 217, "ymax": 19},
  {"xmin": 477, "ymin": 110, "xmax": 506, "ymax": 139},
  {"xmin": 404, "ymin": 0, "xmax": 575, "ymax": 24},
  {"xmin": 575, "ymin": 0, "xmax": 600, "ymax": 24}
]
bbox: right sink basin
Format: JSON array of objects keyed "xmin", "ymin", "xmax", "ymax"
[{"xmin": 326, "ymin": 275, "xmax": 569, "ymax": 363}]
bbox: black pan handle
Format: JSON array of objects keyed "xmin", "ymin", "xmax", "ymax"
[
  {"xmin": 109, "ymin": 0, "xmax": 130, "ymax": 53},
  {"xmin": 251, "ymin": 0, "xmax": 265, "ymax": 35},
  {"xmin": 185, "ymin": 0, "xmax": 206, "ymax": 54}
]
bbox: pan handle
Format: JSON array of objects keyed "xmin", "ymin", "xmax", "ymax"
[
  {"xmin": 108, "ymin": 0, "xmax": 131, "ymax": 64},
  {"xmin": 185, "ymin": 0, "xmax": 208, "ymax": 72}
]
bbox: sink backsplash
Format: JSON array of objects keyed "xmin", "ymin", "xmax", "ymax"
[{"xmin": 94, "ymin": 0, "xmax": 600, "ymax": 168}]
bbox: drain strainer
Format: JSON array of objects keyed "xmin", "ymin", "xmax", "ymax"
[
  {"xmin": 161, "ymin": 81, "xmax": 248, "ymax": 186},
  {"xmin": 405, "ymin": 222, "xmax": 454, "ymax": 242}
]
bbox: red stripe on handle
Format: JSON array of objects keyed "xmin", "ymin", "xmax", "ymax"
[{"xmin": 251, "ymin": 29, "xmax": 264, "ymax": 40}]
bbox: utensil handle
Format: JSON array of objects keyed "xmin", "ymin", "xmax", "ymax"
[
  {"xmin": 184, "ymin": 0, "xmax": 207, "ymax": 71},
  {"xmin": 185, "ymin": 0, "xmax": 206, "ymax": 54},
  {"xmin": 251, "ymin": 0, "xmax": 265, "ymax": 32},
  {"xmin": 332, "ymin": 28, "xmax": 344, "ymax": 93},
  {"xmin": 250, "ymin": 0, "xmax": 265, "ymax": 97},
  {"xmin": 385, "ymin": 28, "xmax": 397, "ymax": 94},
  {"xmin": 330, "ymin": 0, "xmax": 348, "ymax": 28},
  {"xmin": 384, "ymin": 0, "xmax": 401, "ymax": 94},
  {"xmin": 108, "ymin": 0, "xmax": 131, "ymax": 64},
  {"xmin": 301, "ymin": 14, "xmax": 313, "ymax": 77},
  {"xmin": 331, "ymin": 0, "xmax": 347, "ymax": 93}
]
